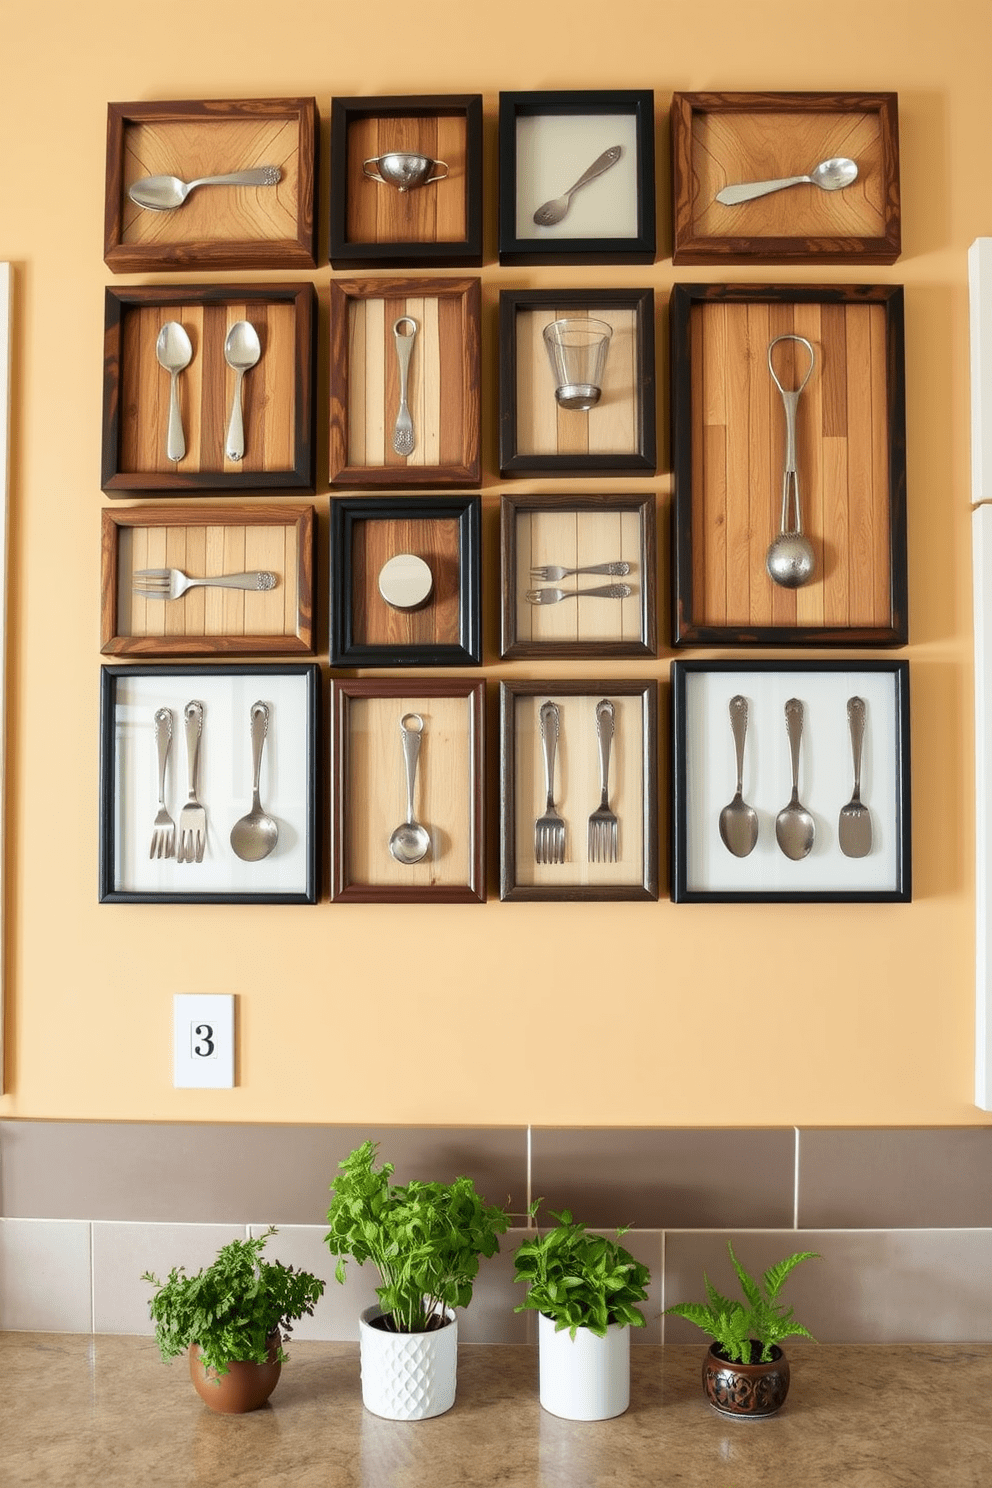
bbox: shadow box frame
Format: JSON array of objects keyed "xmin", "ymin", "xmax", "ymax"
[
  {"xmin": 104, "ymin": 97, "xmax": 318, "ymax": 274},
  {"xmin": 498, "ymin": 288, "xmax": 656, "ymax": 478},
  {"xmin": 498, "ymin": 90, "xmax": 656, "ymax": 266},
  {"xmin": 499, "ymin": 492, "xmax": 657, "ymax": 660},
  {"xmin": 102, "ymin": 282, "xmax": 317, "ymax": 495},
  {"xmin": 329, "ymin": 94, "xmax": 483, "ymax": 269},
  {"xmin": 330, "ymin": 678, "xmax": 485, "ymax": 905},
  {"xmin": 99, "ymin": 662, "xmax": 320, "ymax": 905},
  {"xmin": 670, "ymin": 91, "xmax": 901, "ymax": 266},
  {"xmin": 330, "ymin": 495, "xmax": 481, "ymax": 667},
  {"xmin": 499, "ymin": 679, "xmax": 659, "ymax": 903},
  {"xmin": 670, "ymin": 281, "xmax": 908, "ymax": 647},
  {"xmin": 100, "ymin": 503, "xmax": 314, "ymax": 658},
  {"xmin": 671, "ymin": 659, "xmax": 911, "ymax": 905},
  {"xmin": 329, "ymin": 276, "xmax": 481, "ymax": 488}
]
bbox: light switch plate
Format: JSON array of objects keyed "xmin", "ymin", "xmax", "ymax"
[{"xmin": 173, "ymin": 994, "xmax": 235, "ymax": 1088}]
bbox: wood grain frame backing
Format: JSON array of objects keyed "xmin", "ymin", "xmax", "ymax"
[
  {"xmin": 499, "ymin": 492, "xmax": 657, "ymax": 660},
  {"xmin": 102, "ymin": 283, "xmax": 316, "ymax": 495},
  {"xmin": 101, "ymin": 503, "xmax": 314, "ymax": 657},
  {"xmin": 671, "ymin": 91, "xmax": 900, "ymax": 266},
  {"xmin": 670, "ymin": 282, "xmax": 908, "ymax": 647},
  {"xmin": 329, "ymin": 276, "xmax": 481, "ymax": 488},
  {"xmin": 104, "ymin": 98, "xmax": 318, "ymax": 273},
  {"xmin": 330, "ymin": 95, "xmax": 483, "ymax": 268},
  {"xmin": 330, "ymin": 678, "xmax": 485, "ymax": 904},
  {"xmin": 330, "ymin": 495, "xmax": 481, "ymax": 667}
]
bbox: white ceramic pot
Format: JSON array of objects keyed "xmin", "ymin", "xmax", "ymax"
[
  {"xmin": 358, "ymin": 1305, "xmax": 458, "ymax": 1420},
  {"xmin": 538, "ymin": 1310, "xmax": 631, "ymax": 1420}
]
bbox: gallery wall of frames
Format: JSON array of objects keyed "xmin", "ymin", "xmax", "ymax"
[{"xmin": 99, "ymin": 88, "xmax": 910, "ymax": 908}]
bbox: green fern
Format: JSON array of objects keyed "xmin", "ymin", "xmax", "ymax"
[{"xmin": 665, "ymin": 1242, "xmax": 818, "ymax": 1364}]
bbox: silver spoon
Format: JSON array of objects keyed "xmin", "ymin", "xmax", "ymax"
[
  {"xmin": 155, "ymin": 322, "xmax": 193, "ymax": 463},
  {"xmin": 230, "ymin": 702, "xmax": 279, "ymax": 862},
  {"xmin": 719, "ymin": 695, "xmax": 759, "ymax": 858},
  {"xmin": 716, "ymin": 156, "xmax": 858, "ymax": 206},
  {"xmin": 775, "ymin": 698, "xmax": 815, "ymax": 860},
  {"xmin": 766, "ymin": 335, "xmax": 816, "ymax": 589},
  {"xmin": 532, "ymin": 145, "xmax": 622, "ymax": 227},
  {"xmin": 128, "ymin": 167, "xmax": 281, "ymax": 212},
  {"xmin": 388, "ymin": 713, "xmax": 430, "ymax": 865},
  {"xmin": 224, "ymin": 321, "xmax": 261, "ymax": 462}
]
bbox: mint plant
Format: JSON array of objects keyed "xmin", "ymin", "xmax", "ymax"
[
  {"xmin": 665, "ymin": 1242, "xmax": 818, "ymax": 1363},
  {"xmin": 513, "ymin": 1204, "xmax": 651, "ymax": 1340},
  {"xmin": 324, "ymin": 1139, "xmax": 511, "ymax": 1334},
  {"xmin": 142, "ymin": 1227, "xmax": 325, "ymax": 1378}
]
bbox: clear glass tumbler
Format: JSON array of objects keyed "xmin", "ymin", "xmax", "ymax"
[{"xmin": 542, "ymin": 317, "xmax": 613, "ymax": 411}]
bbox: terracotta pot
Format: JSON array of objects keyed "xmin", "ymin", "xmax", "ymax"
[
  {"xmin": 702, "ymin": 1342, "xmax": 790, "ymax": 1418},
  {"xmin": 189, "ymin": 1333, "xmax": 282, "ymax": 1413}
]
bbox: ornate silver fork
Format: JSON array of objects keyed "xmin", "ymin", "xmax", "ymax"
[
  {"xmin": 525, "ymin": 583, "xmax": 632, "ymax": 605},
  {"xmin": 534, "ymin": 700, "xmax": 566, "ymax": 865},
  {"xmin": 149, "ymin": 707, "xmax": 175, "ymax": 860},
  {"xmin": 176, "ymin": 700, "xmax": 207, "ymax": 864},
  {"xmin": 133, "ymin": 568, "xmax": 277, "ymax": 602},
  {"xmin": 529, "ymin": 561, "xmax": 630, "ymax": 582},
  {"xmin": 587, "ymin": 699, "xmax": 618, "ymax": 863}
]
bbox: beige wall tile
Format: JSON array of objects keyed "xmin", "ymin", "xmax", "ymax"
[
  {"xmin": 92, "ymin": 1222, "xmax": 245, "ymax": 1334},
  {"xmin": 0, "ymin": 1218, "xmax": 91, "ymax": 1331}
]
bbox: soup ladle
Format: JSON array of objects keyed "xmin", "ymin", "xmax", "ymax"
[{"xmin": 766, "ymin": 334, "xmax": 817, "ymax": 590}]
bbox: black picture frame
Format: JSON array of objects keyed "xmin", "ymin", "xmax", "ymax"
[
  {"xmin": 329, "ymin": 495, "xmax": 481, "ymax": 667},
  {"xmin": 671, "ymin": 659, "xmax": 911, "ymax": 904},
  {"xmin": 498, "ymin": 90, "xmax": 655, "ymax": 266},
  {"xmin": 99, "ymin": 663, "xmax": 320, "ymax": 904}
]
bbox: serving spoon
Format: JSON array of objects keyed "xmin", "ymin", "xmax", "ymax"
[
  {"xmin": 155, "ymin": 321, "xmax": 193, "ymax": 463},
  {"xmin": 230, "ymin": 702, "xmax": 279, "ymax": 862},
  {"xmin": 716, "ymin": 156, "xmax": 858, "ymax": 206},
  {"xmin": 224, "ymin": 321, "xmax": 261, "ymax": 462},
  {"xmin": 128, "ymin": 167, "xmax": 281, "ymax": 211}
]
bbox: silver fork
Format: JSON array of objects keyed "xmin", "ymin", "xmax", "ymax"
[
  {"xmin": 525, "ymin": 583, "xmax": 632, "ymax": 605},
  {"xmin": 530, "ymin": 561, "xmax": 630, "ymax": 582},
  {"xmin": 534, "ymin": 700, "xmax": 566, "ymax": 865},
  {"xmin": 133, "ymin": 568, "xmax": 277, "ymax": 602},
  {"xmin": 149, "ymin": 707, "xmax": 175, "ymax": 860},
  {"xmin": 587, "ymin": 699, "xmax": 618, "ymax": 863},
  {"xmin": 176, "ymin": 700, "xmax": 206, "ymax": 864}
]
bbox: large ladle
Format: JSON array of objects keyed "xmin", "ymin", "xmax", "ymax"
[
  {"xmin": 388, "ymin": 713, "xmax": 430, "ymax": 865},
  {"xmin": 765, "ymin": 334, "xmax": 816, "ymax": 590},
  {"xmin": 230, "ymin": 701, "xmax": 279, "ymax": 862}
]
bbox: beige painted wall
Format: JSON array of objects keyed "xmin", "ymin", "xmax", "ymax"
[{"xmin": 0, "ymin": 0, "xmax": 989, "ymax": 1125}]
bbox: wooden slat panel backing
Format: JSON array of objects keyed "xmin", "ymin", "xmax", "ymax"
[{"xmin": 345, "ymin": 115, "xmax": 467, "ymax": 244}]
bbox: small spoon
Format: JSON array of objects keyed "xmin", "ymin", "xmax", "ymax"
[
  {"xmin": 766, "ymin": 335, "xmax": 816, "ymax": 590},
  {"xmin": 719, "ymin": 695, "xmax": 759, "ymax": 858},
  {"xmin": 224, "ymin": 321, "xmax": 261, "ymax": 462},
  {"xmin": 128, "ymin": 167, "xmax": 281, "ymax": 212},
  {"xmin": 388, "ymin": 713, "xmax": 430, "ymax": 865},
  {"xmin": 532, "ymin": 145, "xmax": 622, "ymax": 227},
  {"xmin": 230, "ymin": 701, "xmax": 279, "ymax": 862},
  {"xmin": 155, "ymin": 322, "xmax": 193, "ymax": 463},
  {"xmin": 775, "ymin": 698, "xmax": 815, "ymax": 861},
  {"xmin": 716, "ymin": 156, "xmax": 858, "ymax": 206}
]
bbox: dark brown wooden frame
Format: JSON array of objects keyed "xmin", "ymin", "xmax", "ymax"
[
  {"xmin": 499, "ymin": 679, "xmax": 659, "ymax": 902},
  {"xmin": 331, "ymin": 678, "xmax": 485, "ymax": 904},
  {"xmin": 101, "ymin": 282, "xmax": 316, "ymax": 495},
  {"xmin": 104, "ymin": 98, "xmax": 318, "ymax": 273},
  {"xmin": 499, "ymin": 492, "xmax": 657, "ymax": 660},
  {"xmin": 670, "ymin": 282, "xmax": 908, "ymax": 647},
  {"xmin": 329, "ymin": 276, "xmax": 481, "ymax": 488},
  {"xmin": 101, "ymin": 503, "xmax": 314, "ymax": 658},
  {"xmin": 329, "ymin": 95, "xmax": 483, "ymax": 268},
  {"xmin": 671, "ymin": 91, "xmax": 901, "ymax": 265},
  {"xmin": 498, "ymin": 288, "xmax": 656, "ymax": 477}
]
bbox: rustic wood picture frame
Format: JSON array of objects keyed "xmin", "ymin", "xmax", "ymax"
[
  {"xmin": 101, "ymin": 503, "xmax": 314, "ymax": 658},
  {"xmin": 670, "ymin": 282, "xmax": 907, "ymax": 647},
  {"xmin": 498, "ymin": 288, "xmax": 655, "ymax": 477},
  {"xmin": 499, "ymin": 679, "xmax": 659, "ymax": 902},
  {"xmin": 499, "ymin": 492, "xmax": 656, "ymax": 660},
  {"xmin": 329, "ymin": 276, "xmax": 481, "ymax": 488},
  {"xmin": 329, "ymin": 94, "xmax": 483, "ymax": 268},
  {"xmin": 330, "ymin": 678, "xmax": 485, "ymax": 904},
  {"xmin": 671, "ymin": 91, "xmax": 901, "ymax": 265},
  {"xmin": 104, "ymin": 98, "xmax": 318, "ymax": 273},
  {"xmin": 102, "ymin": 283, "xmax": 316, "ymax": 495}
]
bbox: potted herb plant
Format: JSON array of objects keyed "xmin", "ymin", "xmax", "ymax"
[
  {"xmin": 324, "ymin": 1139, "xmax": 511, "ymax": 1420},
  {"xmin": 513, "ymin": 1205, "xmax": 651, "ymax": 1420},
  {"xmin": 664, "ymin": 1241, "xmax": 819, "ymax": 1418},
  {"xmin": 142, "ymin": 1227, "xmax": 325, "ymax": 1414}
]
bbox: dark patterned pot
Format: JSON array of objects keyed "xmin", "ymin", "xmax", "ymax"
[
  {"xmin": 189, "ymin": 1332, "xmax": 282, "ymax": 1413},
  {"xmin": 702, "ymin": 1342, "xmax": 790, "ymax": 1418}
]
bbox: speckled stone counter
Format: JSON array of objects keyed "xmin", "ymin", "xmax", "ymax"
[{"xmin": 4, "ymin": 1334, "xmax": 988, "ymax": 1487}]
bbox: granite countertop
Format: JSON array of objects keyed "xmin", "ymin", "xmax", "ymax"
[{"xmin": 4, "ymin": 1334, "xmax": 988, "ymax": 1487}]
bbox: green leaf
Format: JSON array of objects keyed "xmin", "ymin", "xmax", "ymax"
[{"xmin": 664, "ymin": 1242, "xmax": 817, "ymax": 1358}]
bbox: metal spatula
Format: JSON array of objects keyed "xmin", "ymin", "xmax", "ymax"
[{"xmin": 839, "ymin": 696, "xmax": 872, "ymax": 858}]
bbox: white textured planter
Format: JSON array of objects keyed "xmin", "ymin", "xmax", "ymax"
[
  {"xmin": 358, "ymin": 1305, "xmax": 457, "ymax": 1420},
  {"xmin": 538, "ymin": 1311, "xmax": 631, "ymax": 1420}
]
